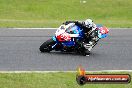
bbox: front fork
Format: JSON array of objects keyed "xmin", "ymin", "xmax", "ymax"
[
  {"xmin": 52, "ymin": 36, "xmax": 58, "ymax": 49},
  {"xmin": 52, "ymin": 36, "xmax": 64, "ymax": 50}
]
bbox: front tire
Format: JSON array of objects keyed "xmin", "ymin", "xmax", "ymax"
[
  {"xmin": 39, "ymin": 38, "xmax": 56, "ymax": 52},
  {"xmin": 83, "ymin": 49, "xmax": 90, "ymax": 56},
  {"xmin": 75, "ymin": 42, "xmax": 90, "ymax": 56}
]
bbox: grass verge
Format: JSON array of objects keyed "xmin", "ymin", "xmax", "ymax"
[
  {"xmin": 0, "ymin": 72, "xmax": 131, "ymax": 88},
  {"xmin": 0, "ymin": 0, "xmax": 132, "ymax": 28}
]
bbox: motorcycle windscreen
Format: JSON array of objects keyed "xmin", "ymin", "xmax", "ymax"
[{"xmin": 65, "ymin": 25, "xmax": 80, "ymax": 34}]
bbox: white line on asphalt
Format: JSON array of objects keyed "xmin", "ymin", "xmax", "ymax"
[
  {"xmin": 7, "ymin": 28, "xmax": 57, "ymax": 30},
  {"xmin": 1, "ymin": 28, "xmax": 132, "ymax": 30},
  {"xmin": 0, "ymin": 70, "xmax": 132, "ymax": 73}
]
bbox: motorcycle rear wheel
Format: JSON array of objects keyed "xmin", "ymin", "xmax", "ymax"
[{"xmin": 39, "ymin": 38, "xmax": 56, "ymax": 52}]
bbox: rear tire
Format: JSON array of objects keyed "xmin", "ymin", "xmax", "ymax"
[{"xmin": 39, "ymin": 38, "xmax": 56, "ymax": 52}]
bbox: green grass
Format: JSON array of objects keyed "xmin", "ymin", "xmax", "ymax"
[
  {"xmin": 0, "ymin": 0, "xmax": 132, "ymax": 28},
  {"xmin": 0, "ymin": 72, "xmax": 131, "ymax": 88}
]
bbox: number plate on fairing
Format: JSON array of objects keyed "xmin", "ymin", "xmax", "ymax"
[{"xmin": 96, "ymin": 24, "xmax": 109, "ymax": 38}]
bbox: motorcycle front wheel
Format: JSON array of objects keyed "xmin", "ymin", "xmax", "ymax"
[
  {"xmin": 83, "ymin": 49, "xmax": 90, "ymax": 56},
  {"xmin": 39, "ymin": 38, "xmax": 56, "ymax": 52}
]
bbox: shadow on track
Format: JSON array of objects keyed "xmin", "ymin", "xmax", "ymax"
[{"xmin": 39, "ymin": 51, "xmax": 101, "ymax": 57}]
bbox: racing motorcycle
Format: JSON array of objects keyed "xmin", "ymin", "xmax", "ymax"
[{"xmin": 39, "ymin": 23, "xmax": 109, "ymax": 56}]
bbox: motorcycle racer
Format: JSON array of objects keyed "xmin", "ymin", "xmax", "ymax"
[
  {"xmin": 40, "ymin": 18, "xmax": 109, "ymax": 56},
  {"xmin": 63, "ymin": 19, "xmax": 96, "ymax": 33},
  {"xmin": 63, "ymin": 19, "xmax": 98, "ymax": 49}
]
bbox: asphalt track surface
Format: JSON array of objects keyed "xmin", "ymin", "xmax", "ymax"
[{"xmin": 0, "ymin": 28, "xmax": 132, "ymax": 71}]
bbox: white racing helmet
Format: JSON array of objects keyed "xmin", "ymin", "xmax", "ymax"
[{"xmin": 84, "ymin": 19, "xmax": 93, "ymax": 28}]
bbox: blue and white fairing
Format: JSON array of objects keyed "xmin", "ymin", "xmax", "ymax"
[
  {"xmin": 53, "ymin": 23, "xmax": 84, "ymax": 47},
  {"xmin": 63, "ymin": 24, "xmax": 84, "ymax": 47}
]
